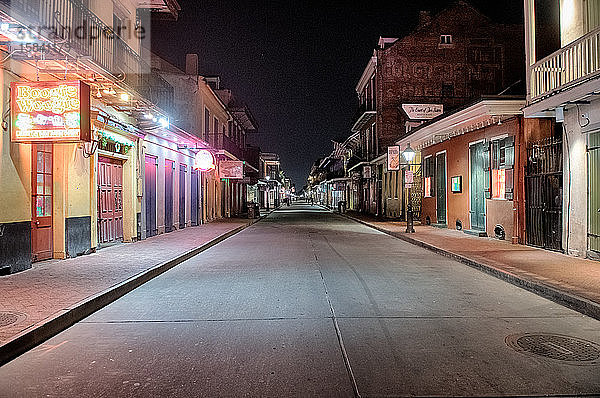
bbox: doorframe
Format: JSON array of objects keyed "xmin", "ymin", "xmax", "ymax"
[
  {"xmin": 468, "ymin": 139, "xmax": 486, "ymax": 231},
  {"xmin": 31, "ymin": 144, "xmax": 54, "ymax": 261},
  {"xmin": 587, "ymin": 128, "xmax": 600, "ymax": 257},
  {"xmin": 435, "ymin": 150, "xmax": 448, "ymax": 225}
]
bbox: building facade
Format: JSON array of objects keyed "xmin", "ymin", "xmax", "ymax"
[
  {"xmin": 523, "ymin": 0, "xmax": 600, "ymax": 258},
  {"xmin": 351, "ymin": 1, "xmax": 524, "ymax": 219}
]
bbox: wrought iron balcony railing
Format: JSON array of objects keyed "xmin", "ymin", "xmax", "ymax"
[
  {"xmin": 208, "ymin": 132, "xmax": 246, "ymax": 161},
  {"xmin": 0, "ymin": 0, "xmax": 173, "ymax": 112},
  {"xmin": 530, "ymin": 26, "xmax": 600, "ymax": 102}
]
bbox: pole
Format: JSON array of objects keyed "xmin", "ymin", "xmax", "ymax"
[{"xmin": 406, "ymin": 181, "xmax": 415, "ymax": 234}]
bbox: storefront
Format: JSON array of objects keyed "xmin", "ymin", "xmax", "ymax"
[{"xmin": 398, "ymin": 98, "xmax": 528, "ymax": 242}]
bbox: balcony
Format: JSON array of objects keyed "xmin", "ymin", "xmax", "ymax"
[
  {"xmin": 0, "ymin": 0, "xmax": 174, "ymax": 113},
  {"xmin": 529, "ymin": 26, "xmax": 600, "ymax": 102},
  {"xmin": 209, "ymin": 132, "xmax": 245, "ymax": 161},
  {"xmin": 351, "ymin": 102, "xmax": 376, "ymax": 132}
]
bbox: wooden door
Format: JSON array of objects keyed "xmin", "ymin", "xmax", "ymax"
[
  {"xmin": 165, "ymin": 160, "xmax": 174, "ymax": 232},
  {"xmin": 436, "ymin": 153, "xmax": 447, "ymax": 224},
  {"xmin": 98, "ymin": 157, "xmax": 123, "ymax": 244},
  {"xmin": 179, "ymin": 164, "xmax": 186, "ymax": 228},
  {"xmin": 145, "ymin": 156, "xmax": 157, "ymax": 237},
  {"xmin": 32, "ymin": 144, "xmax": 53, "ymax": 261},
  {"xmin": 470, "ymin": 142, "xmax": 486, "ymax": 231}
]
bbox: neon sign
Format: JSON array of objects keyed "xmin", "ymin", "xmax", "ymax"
[
  {"xmin": 11, "ymin": 81, "xmax": 91, "ymax": 142},
  {"xmin": 193, "ymin": 149, "xmax": 216, "ymax": 171}
]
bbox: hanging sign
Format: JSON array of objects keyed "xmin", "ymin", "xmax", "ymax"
[
  {"xmin": 402, "ymin": 104, "xmax": 443, "ymax": 120},
  {"xmin": 193, "ymin": 149, "xmax": 216, "ymax": 171},
  {"xmin": 387, "ymin": 146, "xmax": 400, "ymax": 171},
  {"xmin": 405, "ymin": 170, "xmax": 414, "ymax": 188},
  {"xmin": 219, "ymin": 160, "xmax": 244, "ymax": 179},
  {"xmin": 363, "ymin": 165, "xmax": 372, "ymax": 179},
  {"xmin": 11, "ymin": 80, "xmax": 91, "ymax": 142}
]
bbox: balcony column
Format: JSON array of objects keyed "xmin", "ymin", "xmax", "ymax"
[{"xmin": 524, "ymin": 0, "xmax": 537, "ymax": 102}]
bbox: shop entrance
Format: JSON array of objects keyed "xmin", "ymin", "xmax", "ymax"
[
  {"xmin": 589, "ymin": 131, "xmax": 600, "ymax": 255},
  {"xmin": 165, "ymin": 160, "xmax": 174, "ymax": 233},
  {"xmin": 145, "ymin": 156, "xmax": 157, "ymax": 237},
  {"xmin": 98, "ymin": 157, "xmax": 123, "ymax": 244},
  {"xmin": 469, "ymin": 141, "xmax": 487, "ymax": 231},
  {"xmin": 179, "ymin": 164, "xmax": 186, "ymax": 229},
  {"xmin": 31, "ymin": 144, "xmax": 53, "ymax": 262},
  {"xmin": 525, "ymin": 137, "xmax": 563, "ymax": 251},
  {"xmin": 191, "ymin": 170, "xmax": 199, "ymax": 226},
  {"xmin": 436, "ymin": 152, "xmax": 447, "ymax": 225}
]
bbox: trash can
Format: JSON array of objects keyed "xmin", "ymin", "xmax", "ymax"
[
  {"xmin": 253, "ymin": 203, "xmax": 260, "ymax": 219},
  {"xmin": 338, "ymin": 200, "xmax": 347, "ymax": 214}
]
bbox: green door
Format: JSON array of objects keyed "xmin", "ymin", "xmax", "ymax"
[
  {"xmin": 589, "ymin": 132, "xmax": 600, "ymax": 254},
  {"xmin": 436, "ymin": 152, "xmax": 447, "ymax": 224},
  {"xmin": 470, "ymin": 142, "xmax": 486, "ymax": 230}
]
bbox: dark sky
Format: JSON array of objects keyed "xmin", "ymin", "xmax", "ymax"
[{"xmin": 152, "ymin": 0, "xmax": 523, "ymax": 187}]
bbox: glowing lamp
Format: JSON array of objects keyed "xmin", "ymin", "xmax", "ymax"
[
  {"xmin": 402, "ymin": 143, "xmax": 416, "ymax": 163},
  {"xmin": 194, "ymin": 149, "xmax": 216, "ymax": 171}
]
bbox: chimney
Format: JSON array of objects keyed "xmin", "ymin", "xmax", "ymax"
[
  {"xmin": 418, "ymin": 10, "xmax": 432, "ymax": 27},
  {"xmin": 185, "ymin": 53, "xmax": 198, "ymax": 75}
]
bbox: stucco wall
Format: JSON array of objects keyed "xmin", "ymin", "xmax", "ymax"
[
  {"xmin": 420, "ymin": 118, "xmax": 521, "ymax": 237},
  {"xmin": 562, "ymin": 99, "xmax": 600, "ymax": 257}
]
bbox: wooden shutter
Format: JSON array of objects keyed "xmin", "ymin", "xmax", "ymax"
[
  {"xmin": 504, "ymin": 136, "xmax": 515, "ymax": 200},
  {"xmin": 483, "ymin": 141, "xmax": 491, "ymax": 199}
]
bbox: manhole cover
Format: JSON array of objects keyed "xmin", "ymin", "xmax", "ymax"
[
  {"xmin": 506, "ymin": 333, "xmax": 600, "ymax": 364},
  {"xmin": 0, "ymin": 311, "xmax": 26, "ymax": 328}
]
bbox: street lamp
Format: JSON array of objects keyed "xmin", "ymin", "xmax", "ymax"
[
  {"xmin": 265, "ymin": 175, "xmax": 271, "ymax": 210},
  {"xmin": 402, "ymin": 143, "xmax": 416, "ymax": 233}
]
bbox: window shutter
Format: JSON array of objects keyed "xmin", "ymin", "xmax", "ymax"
[
  {"xmin": 504, "ymin": 136, "xmax": 515, "ymax": 200},
  {"xmin": 483, "ymin": 141, "xmax": 491, "ymax": 199}
]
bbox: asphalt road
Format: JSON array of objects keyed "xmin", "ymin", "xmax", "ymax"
[{"xmin": 1, "ymin": 203, "xmax": 599, "ymax": 397}]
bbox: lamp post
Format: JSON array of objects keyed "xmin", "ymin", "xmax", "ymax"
[
  {"xmin": 402, "ymin": 143, "xmax": 416, "ymax": 233},
  {"xmin": 265, "ymin": 175, "xmax": 271, "ymax": 210}
]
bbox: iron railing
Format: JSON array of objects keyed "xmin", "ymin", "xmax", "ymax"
[
  {"xmin": 0, "ymin": 0, "xmax": 173, "ymax": 112},
  {"xmin": 530, "ymin": 26, "xmax": 600, "ymax": 101}
]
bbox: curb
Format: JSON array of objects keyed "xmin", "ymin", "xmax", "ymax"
[
  {"xmin": 340, "ymin": 213, "xmax": 600, "ymax": 321},
  {"xmin": 0, "ymin": 217, "xmax": 263, "ymax": 367}
]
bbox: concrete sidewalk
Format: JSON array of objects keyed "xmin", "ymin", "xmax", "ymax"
[
  {"xmin": 342, "ymin": 211, "xmax": 600, "ymax": 321},
  {"xmin": 0, "ymin": 216, "xmax": 262, "ymax": 365}
]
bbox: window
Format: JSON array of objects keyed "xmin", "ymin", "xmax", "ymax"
[
  {"xmin": 440, "ymin": 35, "xmax": 453, "ymax": 45},
  {"xmin": 442, "ymin": 83, "xmax": 454, "ymax": 97},
  {"xmin": 492, "ymin": 169, "xmax": 506, "ymax": 199},
  {"xmin": 213, "ymin": 117, "xmax": 219, "ymax": 138},
  {"xmin": 490, "ymin": 136, "xmax": 515, "ymax": 200},
  {"xmin": 423, "ymin": 156, "xmax": 435, "ymax": 197},
  {"xmin": 204, "ymin": 108, "xmax": 210, "ymax": 139}
]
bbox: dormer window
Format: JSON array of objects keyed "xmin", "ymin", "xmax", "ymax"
[{"xmin": 440, "ymin": 35, "xmax": 453, "ymax": 45}]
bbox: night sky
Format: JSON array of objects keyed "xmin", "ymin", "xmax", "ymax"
[{"xmin": 152, "ymin": 0, "xmax": 524, "ymax": 188}]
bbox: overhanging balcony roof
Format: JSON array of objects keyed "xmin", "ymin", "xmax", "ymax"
[
  {"xmin": 138, "ymin": 0, "xmax": 181, "ymax": 20},
  {"xmin": 351, "ymin": 110, "xmax": 376, "ymax": 132}
]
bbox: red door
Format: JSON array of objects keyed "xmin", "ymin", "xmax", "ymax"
[
  {"xmin": 32, "ymin": 144, "xmax": 53, "ymax": 262},
  {"xmin": 98, "ymin": 157, "xmax": 124, "ymax": 244}
]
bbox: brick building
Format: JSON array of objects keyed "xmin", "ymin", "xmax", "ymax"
[{"xmin": 352, "ymin": 0, "xmax": 524, "ymax": 218}]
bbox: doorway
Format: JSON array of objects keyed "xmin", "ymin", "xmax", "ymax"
[
  {"xmin": 469, "ymin": 141, "xmax": 487, "ymax": 231},
  {"xmin": 525, "ymin": 137, "xmax": 563, "ymax": 251},
  {"xmin": 436, "ymin": 152, "xmax": 447, "ymax": 225},
  {"xmin": 191, "ymin": 170, "xmax": 199, "ymax": 226},
  {"xmin": 145, "ymin": 156, "xmax": 157, "ymax": 237},
  {"xmin": 98, "ymin": 157, "xmax": 123, "ymax": 244},
  {"xmin": 31, "ymin": 144, "xmax": 53, "ymax": 261},
  {"xmin": 589, "ymin": 131, "xmax": 600, "ymax": 255},
  {"xmin": 179, "ymin": 164, "xmax": 186, "ymax": 229},
  {"xmin": 165, "ymin": 160, "xmax": 174, "ymax": 233}
]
